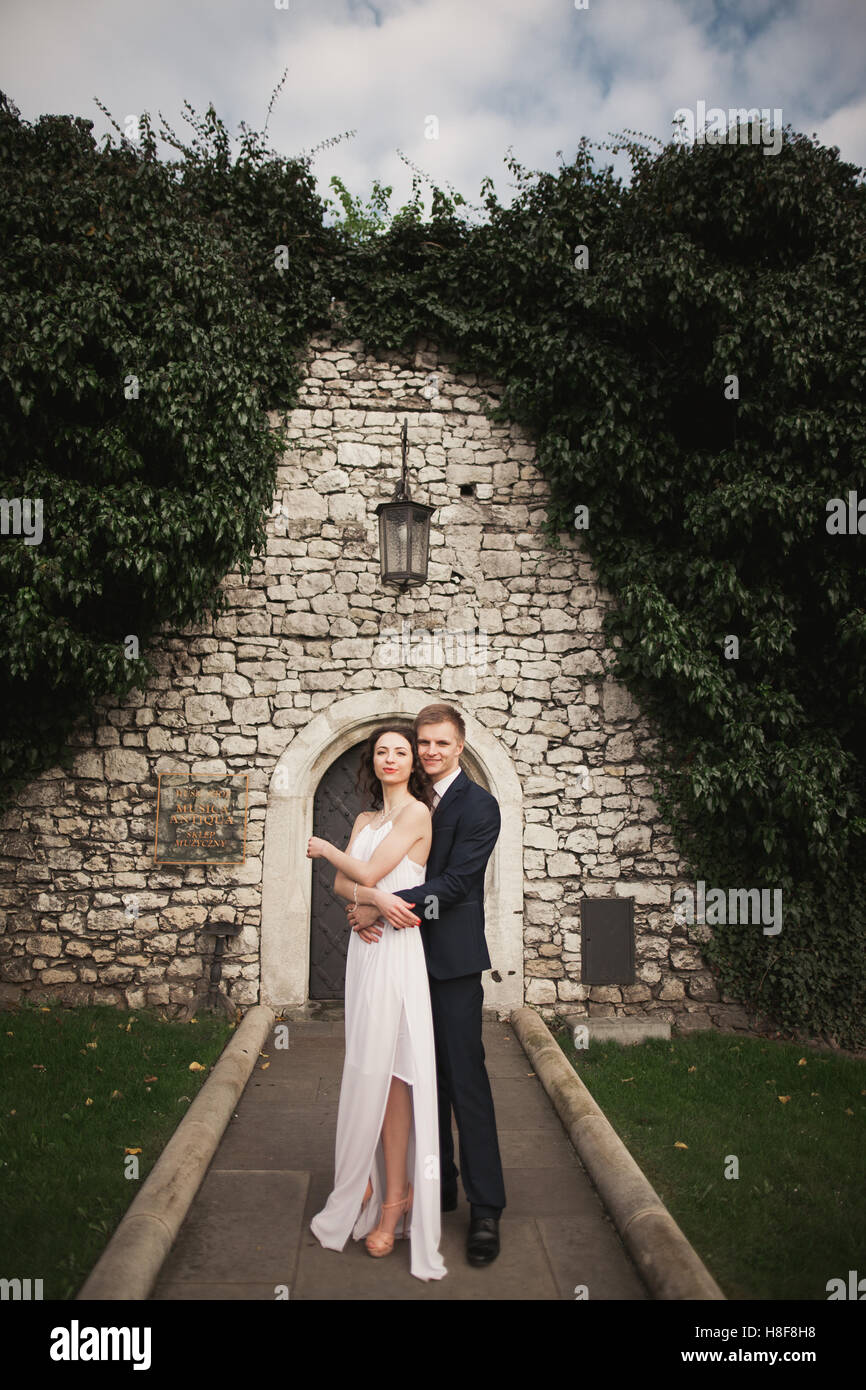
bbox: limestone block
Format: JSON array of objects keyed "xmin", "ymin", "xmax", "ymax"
[
  {"xmin": 602, "ymin": 680, "xmax": 639, "ymax": 721},
  {"xmin": 281, "ymin": 613, "xmax": 331, "ymax": 637},
  {"xmin": 556, "ymin": 979, "xmax": 587, "ymax": 1001},
  {"xmin": 614, "ymin": 825, "xmax": 651, "ymax": 854},
  {"xmin": 564, "ymin": 829, "xmax": 598, "ymax": 853},
  {"xmin": 337, "ymin": 442, "xmax": 381, "ymax": 469},
  {"xmin": 283, "ymin": 489, "xmax": 328, "ymax": 521},
  {"xmin": 525, "ymin": 978, "xmax": 557, "ymax": 1004},
  {"xmin": 608, "ymin": 732, "xmax": 636, "ymax": 762},
  {"xmin": 479, "ymin": 550, "xmax": 522, "ymax": 578},
  {"xmin": 329, "ymin": 494, "xmax": 367, "ymax": 523},
  {"xmin": 312, "ymin": 469, "xmax": 350, "ymax": 493},
  {"xmin": 29, "ymin": 935, "xmax": 62, "ymax": 957},
  {"xmin": 184, "ymin": 694, "xmax": 231, "ymax": 726},
  {"xmin": 540, "ymin": 609, "xmax": 578, "ymax": 632},
  {"xmin": 221, "ymin": 674, "xmax": 253, "ymax": 698},
  {"xmin": 526, "ymin": 958, "xmax": 564, "ymax": 978},
  {"xmin": 231, "ymin": 697, "xmax": 271, "ymax": 725},
  {"xmin": 547, "ymin": 852, "xmax": 579, "ymax": 877},
  {"xmin": 71, "ymin": 751, "xmax": 104, "ymax": 778},
  {"xmin": 104, "ymin": 748, "xmax": 150, "ymax": 783},
  {"xmin": 686, "ymin": 972, "xmax": 720, "ymax": 1001},
  {"xmin": 161, "ymin": 906, "xmax": 209, "ymax": 929},
  {"xmin": 616, "ymin": 881, "xmax": 671, "ymax": 905},
  {"xmin": 523, "ymin": 825, "xmax": 558, "ymax": 851}
]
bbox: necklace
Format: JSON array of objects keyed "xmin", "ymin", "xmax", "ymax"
[{"xmin": 371, "ymin": 796, "xmax": 414, "ymax": 830}]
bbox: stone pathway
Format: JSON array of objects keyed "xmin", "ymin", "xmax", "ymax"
[{"xmin": 151, "ymin": 1017, "xmax": 649, "ymax": 1300}]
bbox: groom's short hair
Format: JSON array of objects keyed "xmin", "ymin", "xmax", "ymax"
[{"xmin": 415, "ymin": 702, "xmax": 465, "ymax": 743}]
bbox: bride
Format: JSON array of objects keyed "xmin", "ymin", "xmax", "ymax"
[{"xmin": 306, "ymin": 724, "xmax": 447, "ymax": 1282}]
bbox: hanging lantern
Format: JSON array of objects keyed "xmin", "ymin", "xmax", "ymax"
[{"xmin": 375, "ymin": 418, "xmax": 435, "ymax": 589}]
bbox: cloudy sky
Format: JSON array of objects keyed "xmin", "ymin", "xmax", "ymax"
[{"xmin": 2, "ymin": 0, "xmax": 864, "ymax": 220}]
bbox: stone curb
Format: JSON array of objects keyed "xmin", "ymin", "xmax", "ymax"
[
  {"xmin": 510, "ymin": 1006, "xmax": 726, "ymax": 1301},
  {"xmin": 76, "ymin": 1003, "xmax": 276, "ymax": 1301}
]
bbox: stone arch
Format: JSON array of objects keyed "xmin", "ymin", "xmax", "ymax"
[{"xmin": 261, "ymin": 690, "xmax": 524, "ymax": 1016}]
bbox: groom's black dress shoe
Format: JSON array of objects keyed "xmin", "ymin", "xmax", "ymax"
[{"xmin": 466, "ymin": 1215, "xmax": 500, "ymax": 1266}]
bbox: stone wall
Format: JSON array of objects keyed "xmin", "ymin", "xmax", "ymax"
[{"xmin": 0, "ymin": 327, "xmax": 754, "ymax": 1031}]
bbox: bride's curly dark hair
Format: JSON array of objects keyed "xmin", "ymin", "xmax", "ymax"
[{"xmin": 355, "ymin": 724, "xmax": 435, "ymax": 812}]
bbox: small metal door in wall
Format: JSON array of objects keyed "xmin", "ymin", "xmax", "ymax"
[
  {"xmin": 580, "ymin": 896, "xmax": 635, "ymax": 984},
  {"xmin": 309, "ymin": 743, "xmax": 366, "ymax": 999}
]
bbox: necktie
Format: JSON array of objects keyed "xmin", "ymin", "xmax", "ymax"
[{"xmin": 433, "ymin": 792, "xmax": 440, "ymax": 809}]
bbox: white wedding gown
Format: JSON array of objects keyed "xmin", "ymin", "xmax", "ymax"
[{"xmin": 309, "ymin": 817, "xmax": 447, "ymax": 1281}]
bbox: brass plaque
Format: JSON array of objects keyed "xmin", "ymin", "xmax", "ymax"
[{"xmin": 154, "ymin": 772, "xmax": 249, "ymax": 865}]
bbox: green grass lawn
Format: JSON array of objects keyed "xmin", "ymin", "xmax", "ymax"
[
  {"xmin": 0, "ymin": 999, "xmax": 237, "ymax": 1299},
  {"xmin": 552, "ymin": 1024, "xmax": 865, "ymax": 1301}
]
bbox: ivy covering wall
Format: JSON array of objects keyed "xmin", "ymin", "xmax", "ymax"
[{"xmin": 1, "ymin": 89, "xmax": 863, "ymax": 1046}]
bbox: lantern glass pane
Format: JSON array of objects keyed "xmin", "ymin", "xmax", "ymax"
[
  {"xmin": 383, "ymin": 512, "xmax": 409, "ymax": 574},
  {"xmin": 407, "ymin": 512, "xmax": 430, "ymax": 578}
]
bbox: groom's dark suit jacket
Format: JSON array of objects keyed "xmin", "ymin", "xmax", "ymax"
[{"xmin": 392, "ymin": 769, "xmax": 501, "ymax": 980}]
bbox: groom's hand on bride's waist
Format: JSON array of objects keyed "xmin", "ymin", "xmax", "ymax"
[{"xmin": 346, "ymin": 901, "xmax": 383, "ymax": 943}]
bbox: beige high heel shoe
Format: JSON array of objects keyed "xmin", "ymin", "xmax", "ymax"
[{"xmin": 364, "ymin": 1183, "xmax": 413, "ymax": 1257}]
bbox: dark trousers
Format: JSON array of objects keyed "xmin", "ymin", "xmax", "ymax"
[{"xmin": 428, "ymin": 971, "xmax": 506, "ymax": 1218}]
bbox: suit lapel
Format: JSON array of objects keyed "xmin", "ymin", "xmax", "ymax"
[{"xmin": 433, "ymin": 768, "xmax": 468, "ymax": 821}]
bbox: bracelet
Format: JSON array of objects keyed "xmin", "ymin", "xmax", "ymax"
[{"xmin": 353, "ymin": 883, "xmax": 358, "ymax": 904}]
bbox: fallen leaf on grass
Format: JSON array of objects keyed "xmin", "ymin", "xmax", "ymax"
[
  {"xmin": 124, "ymin": 1147, "xmax": 141, "ymax": 1155},
  {"xmin": 32, "ymin": 1063, "xmax": 45, "ymax": 1070},
  {"xmin": 674, "ymin": 1141, "xmax": 688, "ymax": 1149},
  {"xmin": 688, "ymin": 1065, "xmax": 697, "ymax": 1073},
  {"xmin": 110, "ymin": 1090, "xmax": 123, "ymax": 1100},
  {"xmin": 778, "ymin": 1095, "xmax": 791, "ymax": 1103},
  {"xmin": 189, "ymin": 1062, "xmax": 206, "ymax": 1072},
  {"xmin": 621, "ymin": 1076, "xmax": 634, "ymax": 1083},
  {"xmin": 798, "ymin": 1058, "xmax": 807, "ymax": 1066},
  {"xmin": 259, "ymin": 1061, "xmax": 270, "ymax": 1071},
  {"xmin": 144, "ymin": 1075, "xmax": 158, "ymax": 1083},
  {"xmin": 85, "ymin": 1098, "xmax": 93, "ymax": 1106}
]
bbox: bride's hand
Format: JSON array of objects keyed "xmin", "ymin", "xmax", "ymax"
[
  {"xmin": 373, "ymin": 889, "xmax": 420, "ymax": 930},
  {"xmin": 306, "ymin": 836, "xmax": 330, "ymax": 860}
]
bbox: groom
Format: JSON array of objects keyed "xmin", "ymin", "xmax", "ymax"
[{"xmin": 345, "ymin": 701, "xmax": 506, "ymax": 1266}]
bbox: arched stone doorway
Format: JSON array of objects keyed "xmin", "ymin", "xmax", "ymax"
[{"xmin": 261, "ymin": 691, "xmax": 523, "ymax": 1016}]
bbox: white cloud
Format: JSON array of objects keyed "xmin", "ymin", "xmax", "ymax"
[{"xmin": 1, "ymin": 0, "xmax": 862, "ymax": 214}]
